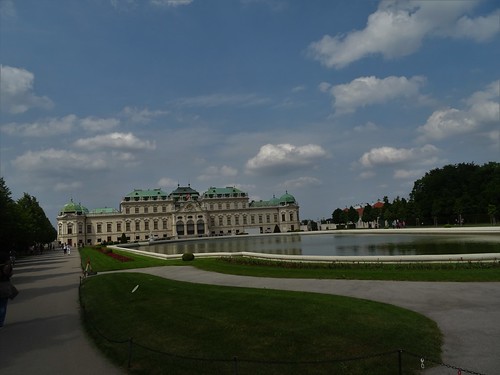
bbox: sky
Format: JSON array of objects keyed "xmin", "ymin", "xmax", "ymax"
[{"xmin": 0, "ymin": 0, "xmax": 499, "ymax": 226}]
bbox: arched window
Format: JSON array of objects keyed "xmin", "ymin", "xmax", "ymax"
[
  {"xmin": 197, "ymin": 220, "xmax": 205, "ymax": 235},
  {"xmin": 186, "ymin": 220, "xmax": 195, "ymax": 235},
  {"xmin": 176, "ymin": 221, "xmax": 184, "ymax": 235}
]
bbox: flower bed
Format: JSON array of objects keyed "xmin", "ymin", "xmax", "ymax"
[{"xmin": 95, "ymin": 247, "xmax": 133, "ymax": 262}]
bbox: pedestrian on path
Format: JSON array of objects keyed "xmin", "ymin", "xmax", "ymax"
[{"xmin": 0, "ymin": 252, "xmax": 18, "ymax": 328}]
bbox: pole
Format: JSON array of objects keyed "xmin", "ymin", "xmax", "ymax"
[{"xmin": 398, "ymin": 349, "xmax": 403, "ymax": 375}]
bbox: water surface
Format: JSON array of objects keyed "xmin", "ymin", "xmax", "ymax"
[{"xmin": 141, "ymin": 233, "xmax": 500, "ymax": 257}]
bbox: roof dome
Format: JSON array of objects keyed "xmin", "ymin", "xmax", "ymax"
[
  {"xmin": 279, "ymin": 192, "xmax": 296, "ymax": 205},
  {"xmin": 60, "ymin": 200, "xmax": 88, "ymax": 215}
]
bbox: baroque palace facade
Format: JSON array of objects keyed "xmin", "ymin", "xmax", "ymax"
[{"xmin": 57, "ymin": 185, "xmax": 300, "ymax": 247}]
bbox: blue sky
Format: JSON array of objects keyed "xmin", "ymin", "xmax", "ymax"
[{"xmin": 1, "ymin": 0, "xmax": 499, "ymax": 225}]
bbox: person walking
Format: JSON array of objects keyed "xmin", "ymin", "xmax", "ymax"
[{"xmin": 0, "ymin": 252, "xmax": 18, "ymax": 328}]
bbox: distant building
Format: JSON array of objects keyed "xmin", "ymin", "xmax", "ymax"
[{"xmin": 57, "ymin": 185, "xmax": 300, "ymax": 247}]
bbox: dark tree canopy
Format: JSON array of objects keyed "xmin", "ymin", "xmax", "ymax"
[
  {"xmin": 0, "ymin": 178, "xmax": 56, "ymax": 253},
  {"xmin": 330, "ymin": 162, "xmax": 499, "ymax": 227},
  {"xmin": 410, "ymin": 162, "xmax": 500, "ymax": 225}
]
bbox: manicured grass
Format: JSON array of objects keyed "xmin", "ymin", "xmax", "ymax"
[
  {"xmin": 79, "ymin": 246, "xmax": 500, "ymax": 281},
  {"xmin": 190, "ymin": 257, "xmax": 500, "ymax": 282},
  {"xmin": 80, "ymin": 273, "xmax": 442, "ymax": 375},
  {"xmin": 79, "ymin": 247, "xmax": 170, "ymax": 271}
]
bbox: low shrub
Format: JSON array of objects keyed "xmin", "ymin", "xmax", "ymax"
[{"xmin": 182, "ymin": 252, "xmax": 195, "ymax": 261}]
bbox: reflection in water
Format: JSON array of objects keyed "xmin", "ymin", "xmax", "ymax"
[{"xmin": 141, "ymin": 233, "xmax": 500, "ymax": 256}]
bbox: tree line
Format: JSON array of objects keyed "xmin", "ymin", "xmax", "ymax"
[
  {"xmin": 0, "ymin": 177, "xmax": 57, "ymax": 255},
  {"xmin": 329, "ymin": 162, "xmax": 499, "ymax": 227}
]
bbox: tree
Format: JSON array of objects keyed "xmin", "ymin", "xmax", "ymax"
[
  {"xmin": 361, "ymin": 204, "xmax": 373, "ymax": 225},
  {"xmin": 332, "ymin": 208, "xmax": 346, "ymax": 225},
  {"xmin": 347, "ymin": 206, "xmax": 359, "ymax": 226},
  {"xmin": 0, "ymin": 178, "xmax": 21, "ymax": 251},
  {"xmin": 17, "ymin": 193, "xmax": 56, "ymax": 249}
]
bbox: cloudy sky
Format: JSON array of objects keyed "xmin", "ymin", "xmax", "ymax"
[{"xmin": 1, "ymin": 0, "xmax": 499, "ymax": 225}]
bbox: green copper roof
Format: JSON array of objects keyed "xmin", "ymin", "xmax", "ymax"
[
  {"xmin": 89, "ymin": 207, "xmax": 119, "ymax": 214},
  {"xmin": 279, "ymin": 192, "xmax": 296, "ymax": 204},
  {"xmin": 168, "ymin": 185, "xmax": 200, "ymax": 201},
  {"xmin": 124, "ymin": 188, "xmax": 168, "ymax": 201},
  {"xmin": 60, "ymin": 199, "xmax": 89, "ymax": 215},
  {"xmin": 203, "ymin": 186, "xmax": 247, "ymax": 198}
]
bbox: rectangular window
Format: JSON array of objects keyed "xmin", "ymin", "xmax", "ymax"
[
  {"xmin": 162, "ymin": 206, "xmax": 166, "ymax": 213},
  {"xmin": 290, "ymin": 213, "xmax": 294, "ymax": 221},
  {"xmin": 218, "ymin": 203, "xmax": 222, "ymax": 210},
  {"xmin": 135, "ymin": 221, "xmax": 140, "ymax": 231},
  {"xmin": 78, "ymin": 224, "xmax": 83, "ymax": 234},
  {"xmin": 243, "ymin": 216, "xmax": 247, "ymax": 225},
  {"xmin": 266, "ymin": 214, "xmax": 270, "ymax": 223},
  {"xmin": 125, "ymin": 207, "xmax": 130, "ymax": 214},
  {"xmin": 162, "ymin": 220, "xmax": 167, "ymax": 230},
  {"xmin": 135, "ymin": 207, "xmax": 139, "ymax": 214},
  {"xmin": 126, "ymin": 222, "xmax": 131, "ymax": 232},
  {"xmin": 210, "ymin": 217, "xmax": 215, "ymax": 226},
  {"xmin": 107, "ymin": 223, "xmax": 112, "ymax": 232},
  {"xmin": 251, "ymin": 215, "xmax": 255, "ymax": 224},
  {"xmin": 154, "ymin": 221, "xmax": 158, "ymax": 230},
  {"xmin": 144, "ymin": 221, "xmax": 149, "ymax": 231},
  {"xmin": 68, "ymin": 226, "xmax": 73, "ymax": 235},
  {"xmin": 274, "ymin": 214, "xmax": 278, "ymax": 222},
  {"xmin": 258, "ymin": 215, "xmax": 263, "ymax": 224},
  {"xmin": 97, "ymin": 224, "xmax": 102, "ymax": 233},
  {"xmin": 226, "ymin": 203, "xmax": 230, "ymax": 209},
  {"xmin": 227, "ymin": 216, "xmax": 232, "ymax": 225},
  {"xmin": 87, "ymin": 224, "xmax": 92, "ymax": 233},
  {"xmin": 219, "ymin": 216, "xmax": 223, "ymax": 226},
  {"xmin": 153, "ymin": 206, "xmax": 157, "ymax": 213},
  {"xmin": 117, "ymin": 222, "xmax": 122, "ymax": 232},
  {"xmin": 235, "ymin": 216, "xmax": 239, "ymax": 225},
  {"xmin": 144, "ymin": 207, "xmax": 149, "ymax": 213},
  {"xmin": 282, "ymin": 214, "xmax": 286, "ymax": 222}
]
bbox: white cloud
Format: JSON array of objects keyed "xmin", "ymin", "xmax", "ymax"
[
  {"xmin": 246, "ymin": 143, "xmax": 328, "ymax": 175},
  {"xmin": 1, "ymin": 115, "xmax": 77, "ymax": 137},
  {"xmin": 438, "ymin": 10, "xmax": 500, "ymax": 42},
  {"xmin": 354, "ymin": 121, "xmax": 379, "ymax": 132},
  {"xmin": 327, "ymin": 75, "xmax": 426, "ymax": 114},
  {"xmin": 54, "ymin": 181, "xmax": 83, "ymax": 192},
  {"xmin": 393, "ymin": 169, "xmax": 424, "ymax": 180},
  {"xmin": 74, "ymin": 132, "xmax": 156, "ymax": 151},
  {"xmin": 158, "ymin": 177, "xmax": 178, "ymax": 188},
  {"xmin": 318, "ymin": 82, "xmax": 331, "ymax": 93},
  {"xmin": 1, "ymin": 115, "xmax": 121, "ymax": 137},
  {"xmin": 12, "ymin": 149, "xmax": 108, "ymax": 173},
  {"xmin": 281, "ymin": 176, "xmax": 322, "ymax": 189},
  {"xmin": 307, "ymin": 1, "xmax": 498, "ymax": 69},
  {"xmin": 150, "ymin": 0, "xmax": 193, "ymax": 7},
  {"xmin": 80, "ymin": 117, "xmax": 120, "ymax": 132},
  {"xmin": 0, "ymin": 65, "xmax": 53, "ymax": 114},
  {"xmin": 173, "ymin": 93, "xmax": 271, "ymax": 108},
  {"xmin": 121, "ymin": 106, "xmax": 169, "ymax": 124},
  {"xmin": 418, "ymin": 80, "xmax": 499, "ymax": 141},
  {"xmin": 198, "ymin": 165, "xmax": 238, "ymax": 181},
  {"xmin": 360, "ymin": 144, "xmax": 438, "ymax": 168}
]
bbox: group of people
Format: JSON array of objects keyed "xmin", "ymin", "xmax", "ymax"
[{"xmin": 62, "ymin": 243, "xmax": 72, "ymax": 255}]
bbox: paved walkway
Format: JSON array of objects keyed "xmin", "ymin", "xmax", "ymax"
[
  {"xmin": 1, "ymin": 252, "xmax": 499, "ymax": 374},
  {"xmin": 0, "ymin": 251, "xmax": 121, "ymax": 375}
]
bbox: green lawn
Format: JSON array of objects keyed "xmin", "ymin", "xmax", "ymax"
[
  {"xmin": 80, "ymin": 272, "xmax": 442, "ymax": 375},
  {"xmin": 191, "ymin": 256, "xmax": 500, "ymax": 282},
  {"xmin": 79, "ymin": 246, "xmax": 500, "ymax": 282}
]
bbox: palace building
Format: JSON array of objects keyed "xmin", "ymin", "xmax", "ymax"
[{"xmin": 57, "ymin": 185, "xmax": 300, "ymax": 247}]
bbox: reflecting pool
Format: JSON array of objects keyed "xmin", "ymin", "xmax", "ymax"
[{"xmin": 139, "ymin": 233, "xmax": 500, "ymax": 257}]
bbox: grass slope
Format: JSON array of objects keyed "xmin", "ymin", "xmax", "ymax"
[{"xmin": 80, "ymin": 273, "xmax": 441, "ymax": 375}]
